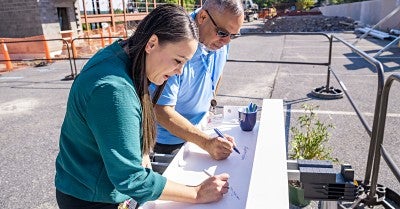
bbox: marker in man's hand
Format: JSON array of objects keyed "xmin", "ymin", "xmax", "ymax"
[{"xmin": 213, "ymin": 128, "xmax": 240, "ymax": 154}]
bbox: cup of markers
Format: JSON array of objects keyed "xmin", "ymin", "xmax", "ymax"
[{"xmin": 238, "ymin": 103, "xmax": 257, "ymax": 131}]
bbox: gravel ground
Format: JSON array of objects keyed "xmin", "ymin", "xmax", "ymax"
[{"xmin": 263, "ymin": 15, "xmax": 355, "ymax": 32}]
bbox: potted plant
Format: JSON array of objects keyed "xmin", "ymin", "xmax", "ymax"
[{"xmin": 288, "ymin": 104, "xmax": 336, "ymax": 207}]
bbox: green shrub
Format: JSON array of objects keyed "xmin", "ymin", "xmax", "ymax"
[
  {"xmin": 290, "ymin": 104, "xmax": 336, "ymax": 161},
  {"xmin": 295, "ymin": 0, "xmax": 315, "ymax": 11}
]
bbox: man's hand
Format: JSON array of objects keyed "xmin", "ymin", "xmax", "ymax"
[
  {"xmin": 154, "ymin": 104, "xmax": 238, "ymax": 160},
  {"xmin": 204, "ymin": 134, "xmax": 236, "ymax": 160}
]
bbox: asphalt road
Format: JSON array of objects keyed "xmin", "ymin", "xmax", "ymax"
[{"xmin": 0, "ymin": 20, "xmax": 399, "ymax": 209}]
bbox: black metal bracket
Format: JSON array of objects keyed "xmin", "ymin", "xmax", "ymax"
[
  {"xmin": 311, "ymin": 86, "xmax": 343, "ymax": 99},
  {"xmin": 61, "ymin": 74, "xmax": 75, "ymax": 81}
]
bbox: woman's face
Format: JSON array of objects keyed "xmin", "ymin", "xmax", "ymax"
[{"xmin": 145, "ymin": 35, "xmax": 197, "ymax": 85}]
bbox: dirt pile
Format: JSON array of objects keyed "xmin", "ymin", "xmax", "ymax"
[{"xmin": 264, "ymin": 15, "xmax": 355, "ymax": 32}]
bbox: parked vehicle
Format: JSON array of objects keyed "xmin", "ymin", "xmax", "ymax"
[
  {"xmin": 258, "ymin": 7, "xmax": 277, "ymax": 20},
  {"xmin": 242, "ymin": 0, "xmax": 259, "ymax": 22},
  {"xmin": 127, "ymin": 0, "xmax": 139, "ymax": 13}
]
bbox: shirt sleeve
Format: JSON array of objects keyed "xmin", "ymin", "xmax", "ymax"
[{"xmin": 86, "ymin": 81, "xmax": 166, "ymax": 205}]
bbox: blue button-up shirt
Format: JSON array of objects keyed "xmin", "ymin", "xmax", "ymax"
[{"xmin": 149, "ymin": 9, "xmax": 229, "ymax": 145}]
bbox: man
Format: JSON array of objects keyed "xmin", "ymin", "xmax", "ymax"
[{"xmin": 150, "ymin": 0, "xmax": 244, "ymax": 171}]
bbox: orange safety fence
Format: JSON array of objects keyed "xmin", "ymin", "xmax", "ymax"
[
  {"xmin": 0, "ymin": 37, "xmax": 74, "ymax": 79},
  {"xmin": 70, "ymin": 35, "xmax": 124, "ymax": 74},
  {"xmin": 0, "ymin": 24, "xmax": 131, "ymax": 77}
]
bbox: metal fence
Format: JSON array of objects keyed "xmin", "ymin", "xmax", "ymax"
[
  {"xmin": 1, "ymin": 33, "xmax": 399, "ymax": 207},
  {"xmin": 0, "ymin": 38, "xmax": 74, "ymax": 80},
  {"xmin": 228, "ymin": 32, "xmax": 399, "ymax": 208}
]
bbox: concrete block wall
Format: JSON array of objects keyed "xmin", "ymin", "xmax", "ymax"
[
  {"xmin": 0, "ymin": 0, "xmax": 78, "ymax": 38},
  {"xmin": 0, "ymin": 0, "xmax": 78, "ymax": 54},
  {"xmin": 319, "ymin": 0, "xmax": 400, "ymax": 31},
  {"xmin": 73, "ymin": 0, "xmax": 83, "ymax": 34},
  {"xmin": 39, "ymin": 0, "xmax": 79, "ymax": 51},
  {"xmin": 39, "ymin": 0, "xmax": 61, "ymax": 42},
  {"xmin": 0, "ymin": 0, "xmax": 43, "ymax": 38},
  {"xmin": 53, "ymin": 0, "xmax": 81, "ymax": 35}
]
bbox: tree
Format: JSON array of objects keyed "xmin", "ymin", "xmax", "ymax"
[
  {"xmin": 253, "ymin": 0, "xmax": 295, "ymax": 9},
  {"xmin": 157, "ymin": 0, "xmax": 197, "ymax": 10},
  {"xmin": 295, "ymin": 0, "xmax": 315, "ymax": 11},
  {"xmin": 253, "ymin": 0, "xmax": 278, "ymax": 8}
]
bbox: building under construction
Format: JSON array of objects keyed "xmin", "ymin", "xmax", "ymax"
[{"xmin": 0, "ymin": 0, "xmax": 200, "ymax": 64}]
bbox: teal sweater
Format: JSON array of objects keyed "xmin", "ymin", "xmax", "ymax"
[{"xmin": 55, "ymin": 41, "xmax": 167, "ymax": 205}]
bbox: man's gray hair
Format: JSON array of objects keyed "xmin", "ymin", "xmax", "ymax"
[{"xmin": 202, "ymin": 0, "xmax": 244, "ymax": 16}]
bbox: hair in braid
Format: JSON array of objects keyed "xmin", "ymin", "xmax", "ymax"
[{"xmin": 126, "ymin": 4, "xmax": 198, "ymax": 155}]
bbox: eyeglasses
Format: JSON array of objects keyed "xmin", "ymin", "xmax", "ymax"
[{"xmin": 205, "ymin": 10, "xmax": 241, "ymax": 39}]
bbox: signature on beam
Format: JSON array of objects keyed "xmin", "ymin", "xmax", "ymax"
[
  {"xmin": 229, "ymin": 187, "xmax": 240, "ymax": 200},
  {"xmin": 241, "ymin": 146, "xmax": 249, "ymax": 160}
]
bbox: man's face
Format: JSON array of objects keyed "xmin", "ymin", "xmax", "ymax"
[{"xmin": 198, "ymin": 9, "xmax": 244, "ymax": 51}]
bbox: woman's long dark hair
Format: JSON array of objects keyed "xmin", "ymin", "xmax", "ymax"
[{"xmin": 126, "ymin": 4, "xmax": 198, "ymax": 155}]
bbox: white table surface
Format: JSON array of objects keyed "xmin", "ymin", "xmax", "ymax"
[{"xmin": 142, "ymin": 99, "xmax": 288, "ymax": 209}]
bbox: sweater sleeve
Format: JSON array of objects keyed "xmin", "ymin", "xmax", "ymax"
[{"xmin": 86, "ymin": 80, "xmax": 166, "ymax": 205}]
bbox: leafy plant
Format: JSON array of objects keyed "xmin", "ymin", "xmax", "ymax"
[
  {"xmin": 158, "ymin": 0, "xmax": 197, "ymax": 10},
  {"xmin": 288, "ymin": 104, "xmax": 337, "ymax": 206},
  {"xmin": 295, "ymin": 0, "xmax": 315, "ymax": 11},
  {"xmin": 289, "ymin": 104, "xmax": 336, "ymax": 161}
]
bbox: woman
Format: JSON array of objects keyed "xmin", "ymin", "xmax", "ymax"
[{"xmin": 55, "ymin": 4, "xmax": 229, "ymax": 209}]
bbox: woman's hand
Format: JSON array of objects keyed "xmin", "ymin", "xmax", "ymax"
[
  {"xmin": 159, "ymin": 173, "xmax": 230, "ymax": 204},
  {"xmin": 195, "ymin": 173, "xmax": 230, "ymax": 203}
]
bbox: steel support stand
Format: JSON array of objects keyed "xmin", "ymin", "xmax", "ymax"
[
  {"xmin": 311, "ymin": 67, "xmax": 343, "ymax": 99},
  {"xmin": 374, "ymin": 36, "xmax": 400, "ymax": 58},
  {"xmin": 353, "ymin": 4, "xmax": 400, "ymax": 46}
]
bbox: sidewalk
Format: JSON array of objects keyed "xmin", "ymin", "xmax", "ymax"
[{"xmin": 0, "ymin": 20, "xmax": 399, "ymax": 209}]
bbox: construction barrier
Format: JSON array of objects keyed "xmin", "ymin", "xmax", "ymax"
[
  {"xmin": 43, "ymin": 39, "xmax": 53, "ymax": 63},
  {"xmin": 0, "ymin": 40, "xmax": 13, "ymax": 71},
  {"xmin": 0, "ymin": 38, "xmax": 74, "ymax": 79},
  {"xmin": 70, "ymin": 36, "xmax": 123, "ymax": 75}
]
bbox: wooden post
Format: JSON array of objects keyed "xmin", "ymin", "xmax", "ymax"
[
  {"xmin": 109, "ymin": 0, "xmax": 116, "ymax": 32},
  {"xmin": 122, "ymin": 0, "xmax": 128, "ymax": 38},
  {"xmin": 100, "ymin": 31, "xmax": 105, "ymax": 47},
  {"xmin": 82, "ymin": 0, "xmax": 90, "ymax": 32},
  {"xmin": 0, "ymin": 40, "xmax": 13, "ymax": 71},
  {"xmin": 107, "ymin": 27, "xmax": 112, "ymax": 44},
  {"xmin": 85, "ymin": 31, "xmax": 91, "ymax": 46}
]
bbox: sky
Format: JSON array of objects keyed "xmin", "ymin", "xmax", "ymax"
[{"xmin": 79, "ymin": 0, "xmax": 130, "ymax": 12}]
